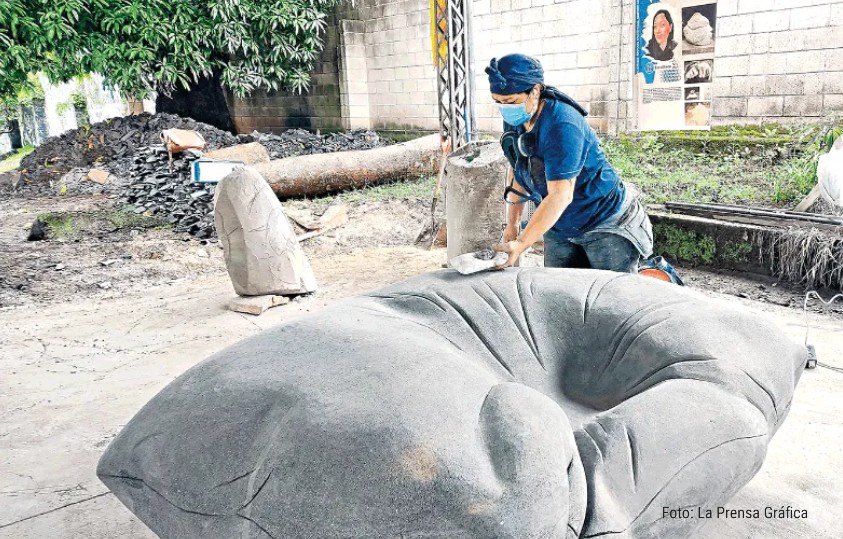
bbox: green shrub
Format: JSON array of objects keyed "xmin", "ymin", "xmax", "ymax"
[{"xmin": 653, "ymin": 223, "xmax": 716, "ymax": 265}]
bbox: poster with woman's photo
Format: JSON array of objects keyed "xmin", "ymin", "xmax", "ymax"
[{"xmin": 635, "ymin": 0, "xmax": 718, "ymax": 131}]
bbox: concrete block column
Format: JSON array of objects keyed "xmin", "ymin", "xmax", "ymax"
[{"xmin": 339, "ymin": 19, "xmax": 373, "ymax": 130}]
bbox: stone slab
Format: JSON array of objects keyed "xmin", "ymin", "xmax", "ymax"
[
  {"xmin": 86, "ymin": 168, "xmax": 110, "ymax": 184},
  {"xmin": 228, "ymin": 295, "xmax": 290, "ymax": 316}
]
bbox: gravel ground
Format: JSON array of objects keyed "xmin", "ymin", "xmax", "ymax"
[{"xmin": 1, "ymin": 189, "xmax": 840, "ymax": 319}]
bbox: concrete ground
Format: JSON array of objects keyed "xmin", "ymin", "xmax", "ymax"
[{"xmin": 1, "ymin": 247, "xmax": 841, "ymax": 538}]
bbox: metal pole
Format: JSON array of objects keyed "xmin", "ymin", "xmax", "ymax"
[
  {"xmin": 464, "ymin": 0, "xmax": 477, "ymax": 144},
  {"xmin": 434, "ymin": 0, "xmax": 449, "ymax": 145},
  {"xmin": 446, "ymin": 0, "xmax": 460, "ymax": 147},
  {"xmin": 433, "ymin": 0, "xmax": 474, "ymax": 149}
]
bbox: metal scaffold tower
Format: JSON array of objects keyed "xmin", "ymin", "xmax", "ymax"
[{"xmin": 432, "ymin": 0, "xmax": 477, "ymax": 150}]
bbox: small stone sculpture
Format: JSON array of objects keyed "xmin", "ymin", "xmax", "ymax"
[
  {"xmin": 214, "ymin": 167, "xmax": 317, "ymax": 296},
  {"xmin": 684, "ymin": 12, "xmax": 714, "ymax": 46},
  {"xmin": 99, "ymin": 269, "xmax": 806, "ymax": 539}
]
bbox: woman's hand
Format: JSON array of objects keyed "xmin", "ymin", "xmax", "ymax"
[{"xmin": 494, "ymin": 240, "xmax": 527, "ymax": 269}]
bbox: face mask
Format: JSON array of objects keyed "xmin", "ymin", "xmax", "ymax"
[{"xmin": 498, "ymin": 92, "xmax": 537, "ymax": 126}]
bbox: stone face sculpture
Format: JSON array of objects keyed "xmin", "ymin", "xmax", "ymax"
[
  {"xmin": 214, "ymin": 167, "xmax": 317, "ymax": 296},
  {"xmin": 98, "ymin": 269, "xmax": 806, "ymax": 539},
  {"xmin": 684, "ymin": 12, "xmax": 714, "ymax": 46}
]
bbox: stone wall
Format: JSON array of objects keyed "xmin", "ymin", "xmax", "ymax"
[
  {"xmin": 17, "ymin": 74, "xmax": 125, "ymax": 147},
  {"xmin": 229, "ymin": 0, "xmax": 843, "ymax": 135},
  {"xmin": 228, "ymin": 0, "xmax": 438, "ymax": 134}
]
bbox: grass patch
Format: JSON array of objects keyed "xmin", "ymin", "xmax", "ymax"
[
  {"xmin": 653, "ymin": 222, "xmax": 716, "ymax": 265},
  {"xmin": 37, "ymin": 212, "xmax": 79, "ymax": 239},
  {"xmin": 600, "ymin": 118, "xmax": 842, "ymax": 207},
  {"xmin": 308, "ymin": 176, "xmax": 437, "ymax": 205},
  {"xmin": 600, "ymin": 135, "xmax": 800, "ymax": 206},
  {"xmin": 35, "ymin": 209, "xmax": 169, "ymax": 240},
  {"xmin": 721, "ymin": 240, "xmax": 753, "ymax": 264},
  {"xmin": 108, "ymin": 208, "xmax": 170, "ymax": 231},
  {"xmin": 0, "ymin": 145, "xmax": 35, "ymax": 173}
]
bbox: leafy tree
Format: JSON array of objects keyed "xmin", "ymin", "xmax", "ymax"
[
  {"xmin": 0, "ymin": 1, "xmax": 47, "ymax": 126},
  {"xmin": 0, "ymin": 0, "xmax": 341, "ymax": 128}
]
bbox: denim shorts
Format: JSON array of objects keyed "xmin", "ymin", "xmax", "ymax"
[{"xmin": 543, "ymin": 191, "xmax": 654, "ymax": 273}]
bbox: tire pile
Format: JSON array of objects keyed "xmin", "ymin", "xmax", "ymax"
[
  {"xmin": 242, "ymin": 128, "xmax": 386, "ymax": 159},
  {"xmin": 19, "ymin": 113, "xmax": 238, "ymax": 187},
  {"xmin": 117, "ymin": 147, "xmax": 217, "ymax": 238},
  {"xmin": 12, "ymin": 113, "xmax": 390, "ymax": 238}
]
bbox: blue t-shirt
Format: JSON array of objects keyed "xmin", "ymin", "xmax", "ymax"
[{"xmin": 506, "ymin": 99, "xmax": 625, "ymax": 239}]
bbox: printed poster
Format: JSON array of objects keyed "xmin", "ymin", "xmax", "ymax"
[{"xmin": 635, "ymin": 0, "xmax": 718, "ymax": 131}]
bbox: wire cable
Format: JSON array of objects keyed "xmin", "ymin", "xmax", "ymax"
[{"xmin": 803, "ymin": 291, "xmax": 843, "ymax": 374}]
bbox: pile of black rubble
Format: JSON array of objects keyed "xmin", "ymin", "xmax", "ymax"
[{"xmin": 15, "ymin": 114, "xmax": 389, "ymax": 238}]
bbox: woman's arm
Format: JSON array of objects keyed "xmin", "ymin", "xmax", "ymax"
[
  {"xmin": 503, "ymin": 166, "xmax": 526, "ymax": 242},
  {"xmin": 496, "ymin": 177, "xmax": 576, "ymax": 268}
]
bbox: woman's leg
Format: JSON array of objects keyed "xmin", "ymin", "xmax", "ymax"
[{"xmin": 544, "ymin": 235, "xmax": 590, "ymax": 268}]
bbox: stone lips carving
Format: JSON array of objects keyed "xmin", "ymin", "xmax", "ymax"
[
  {"xmin": 214, "ymin": 167, "xmax": 317, "ymax": 296},
  {"xmin": 683, "ymin": 12, "xmax": 714, "ymax": 46},
  {"xmin": 98, "ymin": 269, "xmax": 806, "ymax": 538}
]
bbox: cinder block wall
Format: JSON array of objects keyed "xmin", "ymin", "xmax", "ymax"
[
  {"xmin": 226, "ymin": 12, "xmax": 345, "ymax": 133},
  {"xmin": 228, "ymin": 0, "xmax": 439, "ymax": 134},
  {"xmin": 471, "ymin": 0, "xmax": 626, "ymax": 135},
  {"xmin": 353, "ymin": 0, "xmax": 439, "ymax": 132},
  {"xmin": 229, "ymin": 0, "xmax": 843, "ymax": 134},
  {"xmin": 709, "ymin": 0, "xmax": 843, "ymax": 124}
]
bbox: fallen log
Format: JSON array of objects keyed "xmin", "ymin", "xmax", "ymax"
[{"xmin": 254, "ymin": 134, "xmax": 440, "ymax": 198}]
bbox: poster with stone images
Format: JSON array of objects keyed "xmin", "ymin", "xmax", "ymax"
[{"xmin": 635, "ymin": 0, "xmax": 717, "ymax": 130}]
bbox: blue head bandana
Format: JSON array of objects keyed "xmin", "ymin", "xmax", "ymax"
[{"xmin": 486, "ymin": 54, "xmax": 544, "ymax": 95}]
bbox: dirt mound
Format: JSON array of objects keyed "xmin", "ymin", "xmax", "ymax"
[
  {"xmin": 19, "ymin": 113, "xmax": 238, "ymax": 186},
  {"xmin": 7, "ymin": 115, "xmax": 394, "ymax": 238}
]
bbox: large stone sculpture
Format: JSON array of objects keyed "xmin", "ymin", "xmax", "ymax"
[
  {"xmin": 214, "ymin": 167, "xmax": 317, "ymax": 296},
  {"xmin": 98, "ymin": 269, "xmax": 806, "ymax": 538}
]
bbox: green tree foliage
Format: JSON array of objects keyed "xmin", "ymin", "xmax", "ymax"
[{"xmin": 0, "ymin": 0, "xmax": 340, "ymax": 101}]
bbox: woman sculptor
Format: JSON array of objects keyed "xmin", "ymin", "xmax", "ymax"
[{"xmin": 488, "ymin": 54, "xmax": 653, "ymax": 273}]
